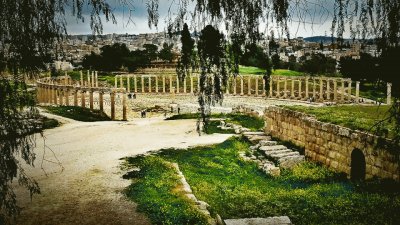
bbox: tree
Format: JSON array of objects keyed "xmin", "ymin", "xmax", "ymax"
[
  {"xmin": 196, "ymin": 25, "xmax": 228, "ymax": 132},
  {"xmin": 143, "ymin": 44, "xmax": 158, "ymax": 62},
  {"xmin": 176, "ymin": 23, "xmax": 195, "ymax": 80},
  {"xmin": 271, "ymin": 54, "xmax": 281, "ymax": 70},
  {"xmin": 158, "ymin": 43, "xmax": 174, "ymax": 63}
]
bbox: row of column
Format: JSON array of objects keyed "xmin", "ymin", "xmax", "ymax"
[
  {"xmin": 78, "ymin": 71, "xmax": 99, "ymax": 87},
  {"xmin": 37, "ymin": 83, "xmax": 126, "ymax": 121},
  {"xmin": 113, "ymin": 74, "xmax": 393, "ymax": 104},
  {"xmin": 269, "ymin": 77, "xmax": 356, "ymax": 102}
]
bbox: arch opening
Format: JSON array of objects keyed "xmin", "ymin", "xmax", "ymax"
[{"xmin": 351, "ymin": 149, "xmax": 366, "ymax": 181}]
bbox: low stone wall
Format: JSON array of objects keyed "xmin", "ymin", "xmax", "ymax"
[{"xmin": 264, "ymin": 106, "xmax": 399, "ymax": 181}]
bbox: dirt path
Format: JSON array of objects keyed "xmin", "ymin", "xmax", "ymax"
[{"xmin": 14, "ymin": 116, "xmax": 233, "ymax": 225}]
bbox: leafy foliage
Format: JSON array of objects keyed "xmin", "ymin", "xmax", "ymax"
[{"xmin": 0, "ymin": 80, "xmax": 41, "ymax": 222}]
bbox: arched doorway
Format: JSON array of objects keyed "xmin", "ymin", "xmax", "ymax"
[{"xmin": 351, "ymin": 149, "xmax": 366, "ymax": 181}]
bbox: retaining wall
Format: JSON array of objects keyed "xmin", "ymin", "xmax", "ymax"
[{"xmin": 264, "ymin": 106, "xmax": 399, "ymax": 181}]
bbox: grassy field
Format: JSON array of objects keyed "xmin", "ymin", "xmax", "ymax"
[
  {"xmin": 238, "ymin": 66, "xmax": 304, "ymax": 77},
  {"xmin": 43, "ymin": 106, "xmax": 111, "ymax": 122},
  {"xmin": 284, "ymin": 105, "xmax": 395, "ymax": 138},
  {"xmin": 124, "ymin": 137, "xmax": 400, "ymax": 225},
  {"xmin": 272, "ymin": 69, "xmax": 303, "ymax": 76},
  {"xmin": 239, "ymin": 66, "xmax": 266, "ymax": 75},
  {"xmin": 166, "ymin": 113, "xmax": 264, "ymax": 132}
]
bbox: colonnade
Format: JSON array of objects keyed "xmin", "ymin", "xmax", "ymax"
[
  {"xmin": 114, "ymin": 74, "xmax": 391, "ymax": 103},
  {"xmin": 36, "ymin": 75, "xmax": 127, "ymax": 120}
]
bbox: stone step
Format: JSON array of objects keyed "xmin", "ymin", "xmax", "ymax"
[
  {"xmin": 246, "ymin": 135, "xmax": 271, "ymax": 143},
  {"xmin": 263, "ymin": 149, "xmax": 293, "ymax": 156},
  {"xmin": 259, "ymin": 145, "xmax": 287, "ymax": 152},
  {"xmin": 243, "ymin": 131, "xmax": 265, "ymax": 135},
  {"xmin": 225, "ymin": 216, "xmax": 292, "ymax": 225},
  {"xmin": 278, "ymin": 155, "xmax": 305, "ymax": 169},
  {"xmin": 268, "ymin": 151, "xmax": 300, "ymax": 160},
  {"xmin": 259, "ymin": 140, "xmax": 278, "ymax": 146}
]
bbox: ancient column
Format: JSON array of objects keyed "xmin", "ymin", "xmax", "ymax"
[
  {"xmin": 95, "ymin": 71, "xmax": 99, "ymax": 87},
  {"xmin": 333, "ymin": 80, "xmax": 338, "ymax": 101},
  {"xmin": 291, "ymin": 79, "xmax": 295, "ymax": 98},
  {"xmin": 176, "ymin": 76, "xmax": 180, "ymax": 93},
  {"xmin": 387, "ymin": 83, "xmax": 392, "ymax": 105},
  {"xmin": 298, "ymin": 80, "xmax": 302, "ymax": 99},
  {"xmin": 240, "ymin": 77, "xmax": 244, "ymax": 96},
  {"xmin": 191, "ymin": 76, "xmax": 194, "ymax": 94},
  {"xmin": 326, "ymin": 79, "xmax": 330, "ymax": 100},
  {"xmin": 356, "ymin": 81, "xmax": 360, "ymax": 103},
  {"xmin": 91, "ymin": 71, "xmax": 95, "ymax": 87},
  {"xmin": 53, "ymin": 88, "xmax": 58, "ymax": 105},
  {"xmin": 305, "ymin": 77, "xmax": 309, "ymax": 99},
  {"xmin": 122, "ymin": 91, "xmax": 127, "ymax": 121},
  {"xmin": 155, "ymin": 76, "xmax": 159, "ymax": 93},
  {"xmin": 127, "ymin": 76, "xmax": 130, "ymax": 92},
  {"xmin": 148, "ymin": 76, "xmax": 152, "ymax": 93},
  {"xmin": 141, "ymin": 76, "xmax": 145, "ymax": 93},
  {"xmin": 170, "ymin": 75, "xmax": 173, "ymax": 93},
  {"xmin": 313, "ymin": 78, "xmax": 316, "ymax": 99},
  {"xmin": 233, "ymin": 77, "xmax": 237, "ymax": 95},
  {"xmin": 134, "ymin": 76, "xmax": 138, "ymax": 92},
  {"xmin": 197, "ymin": 74, "xmax": 200, "ymax": 92},
  {"xmin": 110, "ymin": 92, "xmax": 115, "ymax": 120},
  {"xmin": 74, "ymin": 89, "xmax": 78, "ymax": 106},
  {"xmin": 81, "ymin": 90, "xmax": 86, "ymax": 108},
  {"xmin": 276, "ymin": 78, "xmax": 280, "ymax": 97},
  {"xmin": 47, "ymin": 86, "xmax": 51, "ymax": 104},
  {"xmin": 120, "ymin": 76, "xmax": 123, "ymax": 89},
  {"xmin": 347, "ymin": 80, "xmax": 352, "ymax": 101},
  {"xmin": 87, "ymin": 70, "xmax": 90, "ymax": 87},
  {"xmin": 283, "ymin": 77, "xmax": 287, "ymax": 98},
  {"xmin": 269, "ymin": 77, "xmax": 273, "ymax": 97},
  {"xmin": 99, "ymin": 92, "xmax": 104, "ymax": 111},
  {"xmin": 248, "ymin": 76, "xmax": 251, "ymax": 95},
  {"xmin": 319, "ymin": 78, "xmax": 324, "ymax": 101},
  {"xmin": 255, "ymin": 77, "xmax": 258, "ymax": 96},
  {"xmin": 184, "ymin": 78, "xmax": 187, "ymax": 93},
  {"xmin": 163, "ymin": 76, "xmax": 166, "ymax": 93},
  {"xmin": 80, "ymin": 71, "xmax": 84, "ymax": 86},
  {"xmin": 262, "ymin": 79, "xmax": 266, "ymax": 96},
  {"xmin": 341, "ymin": 80, "xmax": 345, "ymax": 102},
  {"xmin": 89, "ymin": 90, "xmax": 94, "ymax": 110},
  {"xmin": 65, "ymin": 88, "xmax": 70, "ymax": 106},
  {"xmin": 114, "ymin": 76, "xmax": 118, "ymax": 88}
]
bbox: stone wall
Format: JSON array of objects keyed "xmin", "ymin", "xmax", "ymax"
[{"xmin": 264, "ymin": 106, "xmax": 399, "ymax": 181}]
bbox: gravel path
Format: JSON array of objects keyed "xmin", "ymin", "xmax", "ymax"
[{"xmin": 14, "ymin": 116, "xmax": 233, "ymax": 225}]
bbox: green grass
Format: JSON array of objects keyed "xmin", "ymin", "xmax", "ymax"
[
  {"xmin": 125, "ymin": 137, "xmax": 400, "ymax": 225},
  {"xmin": 272, "ymin": 69, "xmax": 303, "ymax": 77},
  {"xmin": 239, "ymin": 66, "xmax": 266, "ymax": 75},
  {"xmin": 124, "ymin": 157, "xmax": 210, "ymax": 225},
  {"xmin": 43, "ymin": 106, "xmax": 111, "ymax": 122},
  {"xmin": 239, "ymin": 66, "xmax": 304, "ymax": 77},
  {"xmin": 357, "ymin": 83, "xmax": 387, "ymax": 102},
  {"xmin": 283, "ymin": 105, "xmax": 395, "ymax": 138},
  {"xmin": 166, "ymin": 113, "xmax": 264, "ymax": 132}
]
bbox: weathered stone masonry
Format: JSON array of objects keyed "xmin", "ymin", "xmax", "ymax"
[{"xmin": 264, "ymin": 106, "xmax": 399, "ymax": 181}]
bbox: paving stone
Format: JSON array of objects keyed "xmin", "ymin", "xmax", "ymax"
[
  {"xmin": 224, "ymin": 216, "xmax": 292, "ymax": 225},
  {"xmin": 278, "ymin": 155, "xmax": 305, "ymax": 169}
]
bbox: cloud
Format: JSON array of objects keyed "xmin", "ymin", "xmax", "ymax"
[{"xmin": 65, "ymin": 0, "xmax": 346, "ymax": 37}]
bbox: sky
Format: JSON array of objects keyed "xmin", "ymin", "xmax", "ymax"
[{"xmin": 66, "ymin": 0, "xmax": 344, "ymax": 38}]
